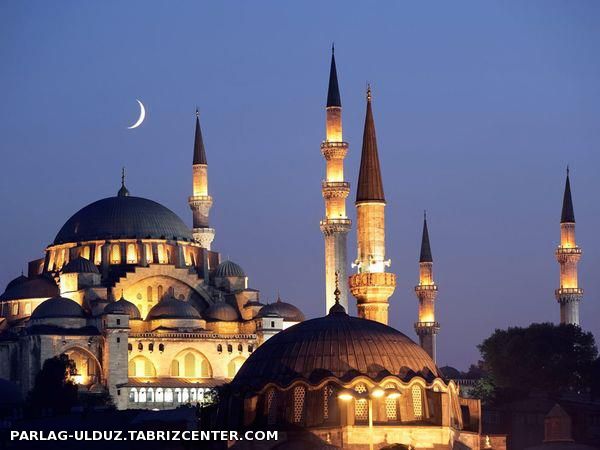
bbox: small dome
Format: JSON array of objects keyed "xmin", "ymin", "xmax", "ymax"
[
  {"xmin": 104, "ymin": 297, "xmax": 141, "ymax": 319},
  {"xmin": 0, "ymin": 275, "xmax": 59, "ymax": 301},
  {"xmin": 233, "ymin": 310, "xmax": 440, "ymax": 391},
  {"xmin": 146, "ymin": 297, "xmax": 201, "ymax": 320},
  {"xmin": 62, "ymin": 257, "xmax": 100, "ymax": 274},
  {"xmin": 205, "ymin": 302, "xmax": 239, "ymax": 322},
  {"xmin": 5, "ymin": 274, "xmax": 28, "ymax": 292},
  {"xmin": 258, "ymin": 297, "xmax": 305, "ymax": 322},
  {"xmin": 31, "ymin": 296, "xmax": 85, "ymax": 320},
  {"xmin": 215, "ymin": 260, "xmax": 245, "ymax": 278}
]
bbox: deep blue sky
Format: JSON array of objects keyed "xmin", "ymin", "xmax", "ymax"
[{"xmin": 1, "ymin": 1, "xmax": 599, "ymax": 369}]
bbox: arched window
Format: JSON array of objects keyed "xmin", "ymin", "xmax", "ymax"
[
  {"xmin": 157, "ymin": 244, "xmax": 167, "ymax": 264},
  {"xmin": 138, "ymin": 388, "xmax": 146, "ymax": 403},
  {"xmin": 128, "ymin": 343, "xmax": 132, "ymax": 352},
  {"xmin": 217, "ymin": 344, "xmax": 222, "ymax": 353},
  {"xmin": 354, "ymin": 383, "xmax": 368, "ymax": 422},
  {"xmin": 24, "ymin": 303, "xmax": 32, "ymax": 315},
  {"xmin": 155, "ymin": 388, "xmax": 163, "ymax": 403},
  {"xmin": 385, "ymin": 383, "xmax": 398, "ymax": 421},
  {"xmin": 146, "ymin": 388, "xmax": 154, "ymax": 402},
  {"xmin": 227, "ymin": 344, "xmax": 233, "ymax": 353},
  {"xmin": 292, "ymin": 386, "xmax": 306, "ymax": 424},
  {"xmin": 164, "ymin": 388, "xmax": 173, "ymax": 402},
  {"xmin": 148, "ymin": 343, "xmax": 154, "ymax": 353},
  {"xmin": 147, "ymin": 286, "xmax": 153, "ymax": 302},
  {"xmin": 184, "ymin": 352, "xmax": 195, "ymax": 377},
  {"xmin": 157, "ymin": 285, "xmax": 164, "ymax": 300},
  {"xmin": 144, "ymin": 243, "xmax": 153, "ymax": 263},
  {"xmin": 248, "ymin": 345, "xmax": 254, "ymax": 353},
  {"xmin": 190, "ymin": 388, "xmax": 197, "ymax": 402},
  {"xmin": 111, "ymin": 244, "xmax": 121, "ymax": 264},
  {"xmin": 159, "ymin": 343, "xmax": 164, "ymax": 353},
  {"xmin": 171, "ymin": 360, "xmax": 180, "ymax": 376},
  {"xmin": 128, "ymin": 356, "xmax": 156, "ymax": 377},
  {"xmin": 48, "ymin": 251, "xmax": 56, "ymax": 271},
  {"xmin": 126, "ymin": 243, "xmax": 137, "ymax": 263},
  {"xmin": 94, "ymin": 245, "xmax": 102, "ymax": 265},
  {"xmin": 168, "ymin": 287, "xmax": 175, "ymax": 297},
  {"xmin": 182, "ymin": 388, "xmax": 189, "ymax": 403},
  {"xmin": 137, "ymin": 342, "xmax": 143, "ymax": 351},
  {"xmin": 412, "ymin": 385, "xmax": 423, "ymax": 420},
  {"xmin": 80, "ymin": 246, "xmax": 90, "ymax": 260},
  {"xmin": 129, "ymin": 388, "xmax": 138, "ymax": 403},
  {"xmin": 267, "ymin": 389, "xmax": 277, "ymax": 425},
  {"xmin": 12, "ymin": 303, "xmax": 19, "ymax": 316},
  {"xmin": 175, "ymin": 388, "xmax": 182, "ymax": 403},
  {"xmin": 227, "ymin": 357, "xmax": 246, "ymax": 378},
  {"xmin": 237, "ymin": 344, "xmax": 243, "ymax": 353}
]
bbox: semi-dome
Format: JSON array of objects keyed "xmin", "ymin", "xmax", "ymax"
[
  {"xmin": 53, "ymin": 195, "xmax": 193, "ymax": 245},
  {"xmin": 146, "ymin": 297, "xmax": 201, "ymax": 320},
  {"xmin": 104, "ymin": 297, "xmax": 141, "ymax": 320},
  {"xmin": 0, "ymin": 276, "xmax": 59, "ymax": 301},
  {"xmin": 30, "ymin": 296, "xmax": 85, "ymax": 320},
  {"xmin": 233, "ymin": 307, "xmax": 440, "ymax": 391},
  {"xmin": 258, "ymin": 297, "xmax": 304, "ymax": 322},
  {"xmin": 62, "ymin": 256, "xmax": 100, "ymax": 274},
  {"xmin": 214, "ymin": 260, "xmax": 245, "ymax": 278},
  {"xmin": 204, "ymin": 302, "xmax": 239, "ymax": 322}
]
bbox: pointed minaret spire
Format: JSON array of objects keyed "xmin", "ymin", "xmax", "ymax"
[
  {"xmin": 320, "ymin": 47, "xmax": 351, "ymax": 314},
  {"xmin": 189, "ymin": 108, "xmax": 215, "ymax": 252},
  {"xmin": 420, "ymin": 211, "xmax": 433, "ymax": 263},
  {"xmin": 415, "ymin": 212, "xmax": 439, "ymax": 362},
  {"xmin": 555, "ymin": 167, "xmax": 582, "ymax": 326},
  {"xmin": 561, "ymin": 166, "xmax": 575, "ymax": 223},
  {"xmin": 326, "ymin": 44, "xmax": 341, "ymax": 108},
  {"xmin": 117, "ymin": 167, "xmax": 130, "ymax": 197},
  {"xmin": 193, "ymin": 108, "xmax": 208, "ymax": 165},
  {"xmin": 356, "ymin": 85, "xmax": 385, "ymax": 203},
  {"xmin": 350, "ymin": 84, "xmax": 396, "ymax": 325}
]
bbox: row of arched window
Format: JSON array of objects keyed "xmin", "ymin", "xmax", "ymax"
[
  {"xmin": 216, "ymin": 343, "xmax": 254, "ymax": 354},
  {"xmin": 129, "ymin": 387, "xmax": 209, "ymax": 404}
]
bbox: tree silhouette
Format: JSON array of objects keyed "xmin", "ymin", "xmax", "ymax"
[{"xmin": 26, "ymin": 354, "xmax": 78, "ymax": 416}]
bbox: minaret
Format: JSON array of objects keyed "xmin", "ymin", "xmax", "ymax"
[
  {"xmin": 555, "ymin": 168, "xmax": 582, "ymax": 326},
  {"xmin": 188, "ymin": 109, "xmax": 215, "ymax": 250},
  {"xmin": 320, "ymin": 45, "xmax": 351, "ymax": 313},
  {"xmin": 348, "ymin": 86, "xmax": 396, "ymax": 325},
  {"xmin": 414, "ymin": 212, "xmax": 440, "ymax": 362}
]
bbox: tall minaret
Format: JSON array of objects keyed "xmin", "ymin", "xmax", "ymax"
[
  {"xmin": 320, "ymin": 45, "xmax": 351, "ymax": 313},
  {"xmin": 555, "ymin": 168, "xmax": 583, "ymax": 326},
  {"xmin": 414, "ymin": 212, "xmax": 440, "ymax": 362},
  {"xmin": 348, "ymin": 86, "xmax": 396, "ymax": 325},
  {"xmin": 188, "ymin": 109, "xmax": 215, "ymax": 250}
]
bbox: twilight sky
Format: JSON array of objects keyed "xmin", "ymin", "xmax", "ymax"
[{"xmin": 1, "ymin": 1, "xmax": 599, "ymax": 369}]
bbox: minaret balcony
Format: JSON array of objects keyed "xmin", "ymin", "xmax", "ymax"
[
  {"xmin": 414, "ymin": 284, "xmax": 438, "ymax": 293},
  {"xmin": 320, "ymin": 218, "xmax": 351, "ymax": 234},
  {"xmin": 414, "ymin": 321, "xmax": 440, "ymax": 334},
  {"xmin": 556, "ymin": 246, "xmax": 581, "ymax": 255},
  {"xmin": 321, "ymin": 141, "xmax": 348, "ymax": 160},
  {"xmin": 555, "ymin": 287, "xmax": 583, "ymax": 296},
  {"xmin": 322, "ymin": 181, "xmax": 350, "ymax": 199}
]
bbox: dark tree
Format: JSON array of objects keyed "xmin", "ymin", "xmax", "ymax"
[
  {"xmin": 440, "ymin": 366, "xmax": 462, "ymax": 379},
  {"xmin": 477, "ymin": 323, "xmax": 597, "ymax": 403},
  {"xmin": 26, "ymin": 354, "xmax": 78, "ymax": 416}
]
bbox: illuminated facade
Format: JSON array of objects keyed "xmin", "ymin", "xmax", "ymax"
[
  {"xmin": 555, "ymin": 168, "xmax": 583, "ymax": 326},
  {"xmin": 414, "ymin": 213, "xmax": 440, "ymax": 363},
  {"xmin": 320, "ymin": 46, "xmax": 351, "ymax": 313},
  {"xmin": 348, "ymin": 87, "xmax": 396, "ymax": 325},
  {"xmin": 0, "ymin": 112, "xmax": 304, "ymax": 410}
]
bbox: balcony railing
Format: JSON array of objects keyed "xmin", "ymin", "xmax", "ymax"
[
  {"xmin": 556, "ymin": 247, "xmax": 581, "ymax": 255},
  {"xmin": 555, "ymin": 287, "xmax": 583, "ymax": 296},
  {"xmin": 322, "ymin": 181, "xmax": 350, "ymax": 190},
  {"xmin": 414, "ymin": 284, "xmax": 438, "ymax": 292},
  {"xmin": 414, "ymin": 321, "xmax": 440, "ymax": 330}
]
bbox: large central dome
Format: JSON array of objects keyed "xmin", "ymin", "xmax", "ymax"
[
  {"xmin": 233, "ymin": 308, "xmax": 440, "ymax": 391},
  {"xmin": 54, "ymin": 196, "xmax": 193, "ymax": 244}
]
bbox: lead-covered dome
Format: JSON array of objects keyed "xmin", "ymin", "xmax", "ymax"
[
  {"xmin": 146, "ymin": 297, "xmax": 201, "ymax": 320},
  {"xmin": 258, "ymin": 298, "xmax": 304, "ymax": 322},
  {"xmin": 214, "ymin": 260, "xmax": 245, "ymax": 278},
  {"xmin": 54, "ymin": 196, "xmax": 193, "ymax": 244},
  {"xmin": 62, "ymin": 257, "xmax": 100, "ymax": 274},
  {"xmin": 204, "ymin": 302, "xmax": 239, "ymax": 322},
  {"xmin": 30, "ymin": 296, "xmax": 85, "ymax": 320},
  {"xmin": 233, "ymin": 308, "xmax": 440, "ymax": 391},
  {"xmin": 0, "ymin": 275, "xmax": 59, "ymax": 301},
  {"xmin": 104, "ymin": 297, "xmax": 141, "ymax": 320}
]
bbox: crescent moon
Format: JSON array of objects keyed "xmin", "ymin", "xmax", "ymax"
[{"xmin": 127, "ymin": 99, "xmax": 146, "ymax": 129}]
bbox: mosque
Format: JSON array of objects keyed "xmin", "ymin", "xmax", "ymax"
[{"xmin": 0, "ymin": 47, "xmax": 584, "ymax": 449}]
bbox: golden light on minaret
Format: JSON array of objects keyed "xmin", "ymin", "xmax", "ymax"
[
  {"xmin": 348, "ymin": 85, "xmax": 396, "ymax": 325},
  {"xmin": 555, "ymin": 167, "xmax": 583, "ymax": 326},
  {"xmin": 414, "ymin": 212, "xmax": 440, "ymax": 362},
  {"xmin": 320, "ymin": 45, "xmax": 351, "ymax": 313},
  {"xmin": 188, "ymin": 109, "xmax": 215, "ymax": 250}
]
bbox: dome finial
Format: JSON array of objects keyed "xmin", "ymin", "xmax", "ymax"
[
  {"xmin": 118, "ymin": 167, "xmax": 130, "ymax": 197},
  {"xmin": 329, "ymin": 271, "xmax": 346, "ymax": 315},
  {"xmin": 366, "ymin": 83, "xmax": 372, "ymax": 102}
]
